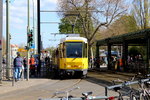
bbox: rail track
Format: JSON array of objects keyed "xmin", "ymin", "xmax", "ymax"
[
  {"xmin": 51, "ymin": 79, "xmax": 82, "ymax": 98},
  {"xmin": 0, "ymin": 70, "xmax": 137, "ymax": 100}
]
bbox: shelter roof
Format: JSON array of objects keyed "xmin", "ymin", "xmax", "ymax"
[{"xmin": 96, "ymin": 29, "xmax": 150, "ymax": 46}]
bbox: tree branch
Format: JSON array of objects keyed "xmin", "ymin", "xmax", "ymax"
[{"xmin": 89, "ymin": 22, "xmax": 107, "ymax": 42}]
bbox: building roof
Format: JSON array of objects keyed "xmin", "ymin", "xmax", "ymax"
[{"xmin": 11, "ymin": 44, "xmax": 18, "ymax": 48}]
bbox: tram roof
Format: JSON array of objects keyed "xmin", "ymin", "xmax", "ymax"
[
  {"xmin": 96, "ymin": 29, "xmax": 150, "ymax": 46},
  {"xmin": 60, "ymin": 37, "xmax": 87, "ymax": 43}
]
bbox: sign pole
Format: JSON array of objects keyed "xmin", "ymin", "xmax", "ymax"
[
  {"xmin": 6, "ymin": 0, "xmax": 11, "ymax": 80},
  {"xmin": 37, "ymin": 0, "xmax": 41, "ymax": 69},
  {"xmin": 27, "ymin": 0, "xmax": 30, "ymax": 81},
  {"xmin": 0, "ymin": 0, "xmax": 3, "ymax": 83}
]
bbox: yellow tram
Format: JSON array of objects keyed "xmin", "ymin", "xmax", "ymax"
[{"xmin": 52, "ymin": 37, "xmax": 88, "ymax": 78}]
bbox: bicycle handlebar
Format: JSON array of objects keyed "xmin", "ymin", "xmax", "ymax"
[
  {"xmin": 106, "ymin": 78, "xmax": 150, "ymax": 90},
  {"xmin": 54, "ymin": 87, "xmax": 80, "ymax": 96},
  {"xmin": 39, "ymin": 95, "xmax": 117, "ymax": 100}
]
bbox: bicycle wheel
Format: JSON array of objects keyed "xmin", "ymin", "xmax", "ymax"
[
  {"xmin": 130, "ymin": 92, "xmax": 138, "ymax": 100},
  {"xmin": 140, "ymin": 93, "xmax": 150, "ymax": 100},
  {"xmin": 118, "ymin": 94, "xmax": 123, "ymax": 100}
]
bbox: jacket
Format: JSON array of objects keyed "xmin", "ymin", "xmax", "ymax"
[{"xmin": 14, "ymin": 56, "xmax": 23, "ymax": 67}]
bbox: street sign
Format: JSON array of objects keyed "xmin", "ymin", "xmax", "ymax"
[
  {"xmin": 18, "ymin": 48, "xmax": 27, "ymax": 52},
  {"xmin": 30, "ymin": 43, "xmax": 35, "ymax": 49}
]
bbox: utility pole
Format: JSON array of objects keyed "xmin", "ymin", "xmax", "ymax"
[
  {"xmin": 6, "ymin": 0, "xmax": 11, "ymax": 80},
  {"xmin": 27, "ymin": 0, "xmax": 30, "ymax": 81},
  {"xmin": 37, "ymin": 0, "xmax": 41, "ymax": 67},
  {"xmin": 0, "ymin": 0, "xmax": 3, "ymax": 83},
  {"xmin": 32, "ymin": 0, "xmax": 36, "ymax": 54}
]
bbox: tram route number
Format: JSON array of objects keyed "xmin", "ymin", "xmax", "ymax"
[{"xmin": 72, "ymin": 65, "xmax": 78, "ymax": 68}]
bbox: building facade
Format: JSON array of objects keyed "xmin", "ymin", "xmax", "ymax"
[{"xmin": 11, "ymin": 44, "xmax": 19, "ymax": 59}]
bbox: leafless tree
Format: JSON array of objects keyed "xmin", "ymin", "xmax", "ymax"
[
  {"xmin": 57, "ymin": 0, "xmax": 128, "ymax": 56},
  {"xmin": 132, "ymin": 0, "xmax": 149, "ymax": 29},
  {"xmin": 101, "ymin": 15, "xmax": 139, "ymax": 39}
]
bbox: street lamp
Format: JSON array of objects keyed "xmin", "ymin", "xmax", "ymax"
[{"xmin": 65, "ymin": 14, "xmax": 79, "ymax": 34}]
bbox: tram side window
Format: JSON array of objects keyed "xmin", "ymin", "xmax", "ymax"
[
  {"xmin": 56, "ymin": 49, "xmax": 59, "ymax": 57},
  {"xmin": 59, "ymin": 49, "xmax": 62, "ymax": 58},
  {"xmin": 63, "ymin": 43, "xmax": 66, "ymax": 58},
  {"xmin": 83, "ymin": 43, "xmax": 88, "ymax": 58}
]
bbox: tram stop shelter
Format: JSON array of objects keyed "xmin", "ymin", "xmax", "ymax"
[{"xmin": 96, "ymin": 29, "xmax": 150, "ymax": 73}]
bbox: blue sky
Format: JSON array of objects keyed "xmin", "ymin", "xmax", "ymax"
[
  {"xmin": 3, "ymin": 0, "xmax": 66, "ymax": 49},
  {"xmin": 3, "ymin": 0, "xmax": 133, "ymax": 49}
]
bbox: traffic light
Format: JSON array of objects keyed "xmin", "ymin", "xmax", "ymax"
[{"xmin": 28, "ymin": 29, "xmax": 33, "ymax": 47}]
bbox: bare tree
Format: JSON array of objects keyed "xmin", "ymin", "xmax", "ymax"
[
  {"xmin": 100, "ymin": 15, "xmax": 139, "ymax": 39},
  {"xmin": 57, "ymin": 0, "xmax": 128, "ymax": 57},
  {"xmin": 132, "ymin": 0, "xmax": 149, "ymax": 29}
]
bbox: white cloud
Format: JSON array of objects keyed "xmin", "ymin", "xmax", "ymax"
[
  {"xmin": 3, "ymin": 0, "xmax": 59, "ymax": 48},
  {"xmin": 41, "ymin": 0, "xmax": 58, "ymax": 10},
  {"xmin": 3, "ymin": 0, "xmax": 27, "ymax": 30},
  {"xmin": 46, "ymin": 0, "xmax": 58, "ymax": 4}
]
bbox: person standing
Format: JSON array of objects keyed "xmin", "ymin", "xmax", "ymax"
[
  {"xmin": 29, "ymin": 55, "xmax": 35, "ymax": 77},
  {"xmin": 13, "ymin": 52, "xmax": 23, "ymax": 82},
  {"xmin": 35, "ymin": 57, "xmax": 40, "ymax": 77},
  {"xmin": 23, "ymin": 56, "xmax": 27, "ymax": 78}
]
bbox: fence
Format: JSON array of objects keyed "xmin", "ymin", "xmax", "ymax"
[{"xmin": 2, "ymin": 63, "xmax": 14, "ymax": 86}]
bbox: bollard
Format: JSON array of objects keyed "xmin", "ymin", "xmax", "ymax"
[
  {"xmin": 105, "ymin": 87, "xmax": 108, "ymax": 96},
  {"xmin": 12, "ymin": 67, "xmax": 15, "ymax": 86}
]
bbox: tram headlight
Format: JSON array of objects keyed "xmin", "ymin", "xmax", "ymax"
[
  {"xmin": 67, "ymin": 65, "xmax": 71, "ymax": 68},
  {"xmin": 78, "ymin": 65, "xmax": 83, "ymax": 68}
]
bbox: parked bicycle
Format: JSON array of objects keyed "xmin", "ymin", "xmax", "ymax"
[
  {"xmin": 111, "ymin": 78, "xmax": 140, "ymax": 100},
  {"xmin": 39, "ymin": 86, "xmax": 119, "ymax": 100},
  {"xmin": 136, "ymin": 74, "xmax": 150, "ymax": 100},
  {"xmin": 129, "ymin": 73, "xmax": 150, "ymax": 100},
  {"xmin": 106, "ymin": 73, "xmax": 150, "ymax": 100}
]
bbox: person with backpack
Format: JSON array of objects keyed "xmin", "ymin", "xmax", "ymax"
[{"xmin": 13, "ymin": 52, "xmax": 23, "ymax": 82}]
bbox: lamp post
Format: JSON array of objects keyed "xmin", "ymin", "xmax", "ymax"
[
  {"xmin": 27, "ymin": 0, "xmax": 30, "ymax": 81},
  {"xmin": 6, "ymin": 0, "xmax": 11, "ymax": 80},
  {"xmin": 32, "ymin": 0, "xmax": 36, "ymax": 54},
  {"xmin": 0, "ymin": 0, "xmax": 3, "ymax": 83},
  {"xmin": 37, "ymin": 0, "xmax": 41, "ymax": 68},
  {"xmin": 65, "ymin": 14, "xmax": 79, "ymax": 34}
]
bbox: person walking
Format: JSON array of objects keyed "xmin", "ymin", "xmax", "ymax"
[
  {"xmin": 35, "ymin": 57, "xmax": 40, "ymax": 77},
  {"xmin": 23, "ymin": 56, "xmax": 27, "ymax": 79},
  {"xmin": 29, "ymin": 55, "xmax": 35, "ymax": 77},
  {"xmin": 13, "ymin": 52, "xmax": 23, "ymax": 82}
]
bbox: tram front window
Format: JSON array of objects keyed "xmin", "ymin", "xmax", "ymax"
[{"xmin": 66, "ymin": 42, "xmax": 82, "ymax": 58}]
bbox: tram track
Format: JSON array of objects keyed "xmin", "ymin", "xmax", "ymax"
[
  {"xmin": 0, "ymin": 71, "xmax": 134, "ymax": 100},
  {"xmin": 0, "ymin": 78, "xmax": 82, "ymax": 100},
  {"xmin": 51, "ymin": 79, "xmax": 82, "ymax": 98}
]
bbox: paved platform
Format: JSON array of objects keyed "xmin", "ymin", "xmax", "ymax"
[
  {"xmin": 0, "ymin": 78, "xmax": 50, "ymax": 95},
  {"xmin": 0, "ymin": 69, "xmax": 136, "ymax": 98}
]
